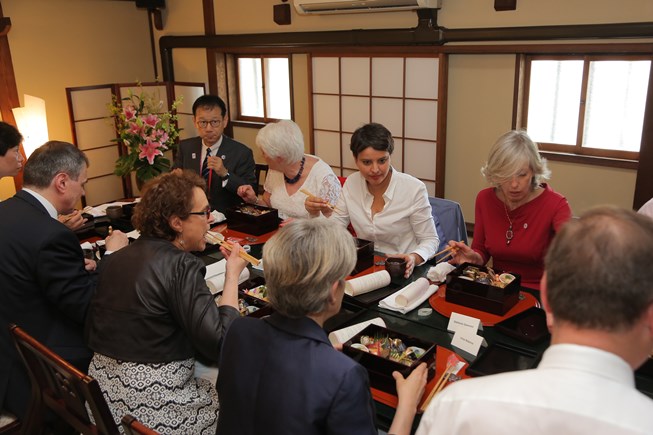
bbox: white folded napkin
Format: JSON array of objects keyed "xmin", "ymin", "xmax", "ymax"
[
  {"xmin": 345, "ymin": 270, "xmax": 391, "ymax": 296},
  {"xmin": 211, "ymin": 210, "xmax": 226, "ymax": 223},
  {"xmin": 327, "ymin": 317, "xmax": 386, "ymax": 345},
  {"xmin": 378, "ymin": 278, "xmax": 437, "ymax": 314},
  {"xmin": 427, "ymin": 262, "xmax": 456, "ymax": 283},
  {"xmin": 204, "ymin": 259, "xmax": 250, "ymax": 294}
]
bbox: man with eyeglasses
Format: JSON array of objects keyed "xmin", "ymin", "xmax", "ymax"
[{"xmin": 174, "ymin": 95, "xmax": 256, "ymax": 213}]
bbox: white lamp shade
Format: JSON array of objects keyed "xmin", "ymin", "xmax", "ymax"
[{"xmin": 12, "ymin": 95, "xmax": 49, "ymax": 158}]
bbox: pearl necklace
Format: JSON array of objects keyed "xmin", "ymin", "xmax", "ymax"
[{"xmin": 284, "ymin": 156, "xmax": 305, "ymax": 185}]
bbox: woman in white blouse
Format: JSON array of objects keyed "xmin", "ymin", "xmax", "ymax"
[
  {"xmin": 238, "ymin": 120, "xmax": 341, "ymax": 220},
  {"xmin": 306, "ymin": 122, "xmax": 438, "ymax": 278}
]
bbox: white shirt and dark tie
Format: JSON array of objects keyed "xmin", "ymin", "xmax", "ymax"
[{"xmin": 201, "ymin": 138, "xmax": 228, "ymax": 187}]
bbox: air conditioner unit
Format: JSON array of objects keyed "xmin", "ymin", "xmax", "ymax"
[{"xmin": 294, "ymin": 0, "xmax": 441, "ymax": 15}]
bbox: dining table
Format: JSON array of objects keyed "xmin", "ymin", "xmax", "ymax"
[{"xmin": 82, "ymin": 210, "xmax": 653, "ymax": 433}]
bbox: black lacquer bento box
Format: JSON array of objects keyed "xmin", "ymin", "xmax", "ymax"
[
  {"xmin": 225, "ymin": 203, "xmax": 279, "ymax": 235},
  {"xmin": 343, "ymin": 324, "xmax": 435, "ymax": 395},
  {"xmin": 236, "ymin": 276, "xmax": 273, "ymax": 318},
  {"xmin": 495, "ymin": 307, "xmax": 550, "ymax": 344},
  {"xmin": 445, "ymin": 262, "xmax": 521, "ymax": 315},
  {"xmin": 352, "ymin": 238, "xmax": 374, "ymax": 275}
]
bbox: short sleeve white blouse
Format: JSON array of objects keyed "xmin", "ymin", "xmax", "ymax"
[{"xmin": 265, "ymin": 156, "xmax": 341, "ymax": 220}]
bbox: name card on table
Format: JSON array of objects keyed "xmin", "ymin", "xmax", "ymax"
[
  {"xmin": 447, "ymin": 312, "xmax": 482, "ymax": 334},
  {"xmin": 451, "ymin": 329, "xmax": 485, "ymax": 358}
]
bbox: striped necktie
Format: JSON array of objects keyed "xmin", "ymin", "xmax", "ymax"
[{"xmin": 201, "ymin": 148, "xmax": 212, "ymax": 180}]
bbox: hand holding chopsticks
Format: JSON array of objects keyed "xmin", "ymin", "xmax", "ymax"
[
  {"xmin": 205, "ymin": 231, "xmax": 261, "ymax": 266},
  {"xmin": 430, "ymin": 243, "xmax": 463, "ymax": 264},
  {"xmin": 420, "ymin": 362, "xmax": 455, "ymax": 412},
  {"xmin": 300, "ymin": 188, "xmax": 339, "ymax": 212}
]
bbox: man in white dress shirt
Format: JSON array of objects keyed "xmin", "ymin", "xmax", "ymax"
[{"xmin": 417, "ymin": 206, "xmax": 653, "ymax": 435}]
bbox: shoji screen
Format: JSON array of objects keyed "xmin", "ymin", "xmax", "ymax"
[
  {"xmin": 311, "ymin": 54, "xmax": 446, "ymax": 197},
  {"xmin": 67, "ymin": 85, "xmax": 123, "ymax": 206}
]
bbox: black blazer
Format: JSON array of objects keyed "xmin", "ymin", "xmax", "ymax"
[
  {"xmin": 0, "ymin": 190, "xmax": 96, "ymax": 418},
  {"xmin": 217, "ymin": 313, "xmax": 377, "ymax": 435},
  {"xmin": 174, "ymin": 135, "xmax": 256, "ymax": 213}
]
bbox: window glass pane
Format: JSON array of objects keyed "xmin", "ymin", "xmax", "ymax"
[
  {"xmin": 583, "ymin": 60, "xmax": 650, "ymax": 152},
  {"xmin": 265, "ymin": 58, "xmax": 291, "ymax": 119},
  {"xmin": 527, "ymin": 60, "xmax": 583, "ymax": 145},
  {"xmin": 238, "ymin": 58, "xmax": 264, "ymax": 117}
]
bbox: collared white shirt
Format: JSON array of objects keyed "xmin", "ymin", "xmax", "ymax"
[
  {"xmin": 22, "ymin": 188, "xmax": 58, "ymax": 219},
  {"xmin": 201, "ymin": 136, "xmax": 228, "ymax": 187},
  {"xmin": 332, "ymin": 169, "xmax": 438, "ymax": 263},
  {"xmin": 200, "ymin": 135, "xmax": 224, "ymax": 165},
  {"xmin": 417, "ymin": 344, "xmax": 653, "ymax": 435}
]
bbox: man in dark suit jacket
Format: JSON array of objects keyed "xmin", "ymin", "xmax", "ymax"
[
  {"xmin": 0, "ymin": 141, "xmax": 127, "ymax": 419},
  {"xmin": 173, "ymin": 95, "xmax": 256, "ymax": 213}
]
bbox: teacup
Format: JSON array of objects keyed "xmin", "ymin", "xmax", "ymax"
[
  {"xmin": 385, "ymin": 257, "xmax": 407, "ymax": 280},
  {"xmin": 106, "ymin": 205, "xmax": 123, "ymax": 220}
]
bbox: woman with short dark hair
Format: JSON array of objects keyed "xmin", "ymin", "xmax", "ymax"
[
  {"xmin": 306, "ymin": 122, "xmax": 439, "ymax": 278},
  {"xmin": 0, "ymin": 121, "xmax": 24, "ymax": 179}
]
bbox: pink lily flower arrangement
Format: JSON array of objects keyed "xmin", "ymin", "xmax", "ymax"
[{"xmin": 110, "ymin": 86, "xmax": 182, "ymax": 185}]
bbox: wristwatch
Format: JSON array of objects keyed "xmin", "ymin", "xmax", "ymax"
[{"xmin": 222, "ymin": 172, "xmax": 230, "ymax": 180}]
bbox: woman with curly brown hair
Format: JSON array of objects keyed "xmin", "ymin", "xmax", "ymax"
[{"xmin": 84, "ymin": 170, "xmax": 247, "ymax": 434}]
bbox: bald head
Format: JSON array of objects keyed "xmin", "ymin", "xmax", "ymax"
[{"xmin": 545, "ymin": 207, "xmax": 653, "ymax": 332}]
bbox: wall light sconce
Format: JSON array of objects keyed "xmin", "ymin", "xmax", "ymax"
[{"xmin": 12, "ymin": 95, "xmax": 49, "ymax": 158}]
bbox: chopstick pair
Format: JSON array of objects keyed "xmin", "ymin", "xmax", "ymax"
[
  {"xmin": 300, "ymin": 189, "xmax": 340, "ymax": 212},
  {"xmin": 420, "ymin": 362, "xmax": 455, "ymax": 412},
  {"xmin": 430, "ymin": 245, "xmax": 457, "ymax": 264},
  {"xmin": 205, "ymin": 231, "xmax": 261, "ymax": 266}
]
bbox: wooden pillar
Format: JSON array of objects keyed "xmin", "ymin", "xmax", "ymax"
[{"xmin": 0, "ymin": 2, "xmax": 25, "ymax": 191}]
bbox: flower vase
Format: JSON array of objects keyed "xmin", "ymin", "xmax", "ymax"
[{"xmin": 130, "ymin": 172, "xmax": 144, "ymax": 197}]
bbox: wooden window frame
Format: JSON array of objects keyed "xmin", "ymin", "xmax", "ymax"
[
  {"xmin": 234, "ymin": 54, "xmax": 293, "ymax": 124},
  {"xmin": 519, "ymin": 53, "xmax": 652, "ymax": 169}
]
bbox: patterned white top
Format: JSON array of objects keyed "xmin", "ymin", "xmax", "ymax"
[{"xmin": 265, "ymin": 156, "xmax": 341, "ymax": 220}]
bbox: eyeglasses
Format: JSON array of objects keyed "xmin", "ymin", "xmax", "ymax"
[
  {"xmin": 188, "ymin": 208, "xmax": 211, "ymax": 219},
  {"xmin": 196, "ymin": 119, "xmax": 222, "ymax": 129}
]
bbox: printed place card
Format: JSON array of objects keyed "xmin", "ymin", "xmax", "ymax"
[
  {"xmin": 447, "ymin": 312, "xmax": 482, "ymax": 334},
  {"xmin": 451, "ymin": 329, "xmax": 484, "ymax": 358}
]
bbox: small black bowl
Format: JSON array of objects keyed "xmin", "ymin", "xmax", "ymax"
[{"xmin": 122, "ymin": 203, "xmax": 136, "ymax": 218}]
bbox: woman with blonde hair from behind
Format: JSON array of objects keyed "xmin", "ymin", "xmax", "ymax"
[{"xmin": 217, "ymin": 219, "xmax": 427, "ymax": 435}]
